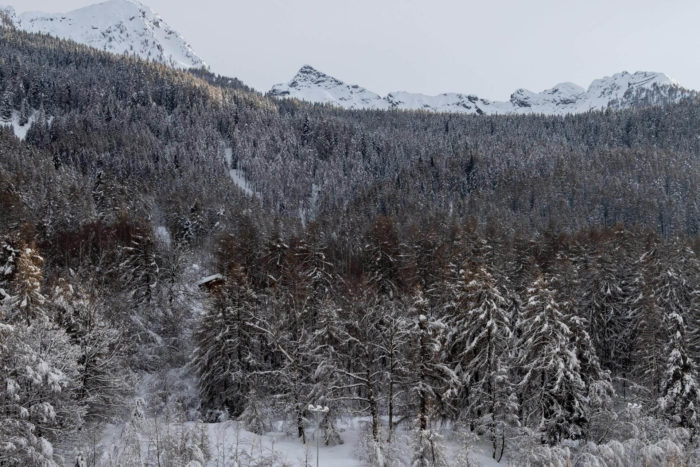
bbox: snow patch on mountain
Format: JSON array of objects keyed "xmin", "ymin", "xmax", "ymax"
[
  {"xmin": 2, "ymin": 0, "xmax": 205, "ymax": 69},
  {"xmin": 271, "ymin": 66, "xmax": 695, "ymax": 115}
]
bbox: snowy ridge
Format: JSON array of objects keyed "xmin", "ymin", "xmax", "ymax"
[
  {"xmin": 270, "ymin": 66, "xmax": 695, "ymax": 115},
  {"xmin": 2, "ymin": 0, "xmax": 205, "ymax": 69}
]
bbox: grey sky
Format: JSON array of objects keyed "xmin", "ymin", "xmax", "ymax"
[{"xmin": 15, "ymin": 0, "xmax": 700, "ymax": 100}]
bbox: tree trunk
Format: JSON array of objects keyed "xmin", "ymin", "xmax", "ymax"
[
  {"xmin": 366, "ymin": 366, "xmax": 379, "ymax": 441},
  {"xmin": 387, "ymin": 377, "xmax": 394, "ymax": 442}
]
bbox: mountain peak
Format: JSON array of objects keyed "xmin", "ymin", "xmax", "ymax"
[
  {"xmin": 270, "ymin": 66, "xmax": 388, "ymax": 110},
  {"xmin": 289, "ymin": 65, "xmax": 344, "ymax": 88},
  {"xmin": 4, "ymin": 0, "xmax": 205, "ymax": 69},
  {"xmin": 298, "ymin": 64, "xmax": 322, "ymax": 75},
  {"xmin": 270, "ymin": 65, "xmax": 694, "ymax": 115}
]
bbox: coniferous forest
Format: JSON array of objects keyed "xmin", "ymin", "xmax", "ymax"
[{"xmin": 0, "ymin": 24, "xmax": 699, "ymax": 466}]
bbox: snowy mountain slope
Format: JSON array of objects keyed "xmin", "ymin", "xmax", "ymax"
[
  {"xmin": 2, "ymin": 0, "xmax": 205, "ymax": 69},
  {"xmin": 270, "ymin": 67, "xmax": 696, "ymax": 115},
  {"xmin": 271, "ymin": 65, "xmax": 389, "ymax": 110}
]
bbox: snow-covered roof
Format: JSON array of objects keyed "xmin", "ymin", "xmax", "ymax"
[{"xmin": 196, "ymin": 274, "xmax": 224, "ymax": 287}]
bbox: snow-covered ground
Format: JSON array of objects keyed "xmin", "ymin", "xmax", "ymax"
[
  {"xmin": 93, "ymin": 415, "xmax": 504, "ymax": 467},
  {"xmin": 205, "ymin": 419, "xmax": 503, "ymax": 467},
  {"xmin": 223, "ymin": 146, "xmax": 258, "ymax": 198},
  {"xmin": 86, "ymin": 368, "xmax": 504, "ymax": 467},
  {"xmin": 1, "ymin": 110, "xmax": 38, "ymax": 140},
  {"xmin": 206, "ymin": 420, "xmax": 362, "ymax": 467}
]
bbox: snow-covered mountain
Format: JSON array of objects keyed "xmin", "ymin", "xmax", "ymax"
[
  {"xmin": 271, "ymin": 66, "xmax": 695, "ymax": 115},
  {"xmin": 0, "ymin": 0, "xmax": 692, "ymax": 115},
  {"xmin": 270, "ymin": 65, "xmax": 388, "ymax": 110},
  {"xmin": 1, "ymin": 0, "xmax": 205, "ymax": 69}
]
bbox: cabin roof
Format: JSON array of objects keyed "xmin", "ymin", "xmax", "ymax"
[{"xmin": 197, "ymin": 273, "xmax": 224, "ymax": 286}]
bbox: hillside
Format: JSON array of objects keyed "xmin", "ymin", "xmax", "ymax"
[{"xmin": 0, "ymin": 23, "xmax": 698, "ymax": 467}]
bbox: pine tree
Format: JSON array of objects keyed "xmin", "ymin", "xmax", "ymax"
[
  {"xmin": 245, "ymin": 287, "xmax": 315, "ymax": 443},
  {"xmin": 332, "ymin": 292, "xmax": 384, "ymax": 442},
  {"xmin": 0, "ymin": 236, "xmax": 19, "ymax": 299},
  {"xmin": 633, "ymin": 244, "xmax": 695, "ymax": 400},
  {"xmin": 656, "ymin": 310, "xmax": 699, "ymax": 438},
  {"xmin": 446, "ymin": 265, "xmax": 513, "ymax": 425},
  {"xmin": 488, "ymin": 363, "xmax": 520, "ymax": 462},
  {"xmin": 118, "ymin": 233, "xmax": 160, "ymax": 306},
  {"xmin": 0, "ymin": 89, "xmax": 13, "ymax": 122},
  {"xmin": 365, "ymin": 216, "xmax": 402, "ymax": 298},
  {"xmin": 407, "ymin": 292, "xmax": 458, "ymax": 466},
  {"xmin": 6, "ymin": 244, "xmax": 45, "ymax": 324},
  {"xmin": 0, "ymin": 316, "xmax": 85, "ymax": 465},
  {"xmin": 375, "ymin": 298, "xmax": 411, "ymax": 442},
  {"xmin": 309, "ymin": 297, "xmax": 344, "ymax": 445},
  {"xmin": 51, "ymin": 279, "xmax": 133, "ymax": 421},
  {"xmin": 0, "ymin": 312, "xmax": 52, "ymax": 466},
  {"xmin": 18, "ymin": 98, "xmax": 29, "ymax": 127},
  {"xmin": 516, "ymin": 275, "xmax": 588, "ymax": 444},
  {"xmin": 192, "ymin": 267, "xmax": 258, "ymax": 417},
  {"xmin": 444, "ymin": 263, "xmax": 521, "ymax": 457},
  {"xmin": 581, "ymin": 246, "xmax": 635, "ymax": 374},
  {"xmin": 238, "ymin": 388, "xmax": 267, "ymax": 435},
  {"xmin": 569, "ymin": 311, "xmax": 615, "ymax": 440}
]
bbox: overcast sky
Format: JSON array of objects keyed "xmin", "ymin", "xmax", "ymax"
[{"xmin": 14, "ymin": 0, "xmax": 700, "ymax": 99}]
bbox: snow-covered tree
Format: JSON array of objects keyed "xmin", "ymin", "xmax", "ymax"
[
  {"xmin": 407, "ymin": 291, "xmax": 458, "ymax": 466},
  {"xmin": 446, "ymin": 265, "xmax": 512, "ymax": 418},
  {"xmin": 309, "ymin": 297, "xmax": 344, "ymax": 445},
  {"xmin": 237, "ymin": 388, "xmax": 267, "ymax": 435},
  {"xmin": 245, "ymin": 287, "xmax": 316, "ymax": 443},
  {"xmin": 0, "ymin": 236, "xmax": 19, "ymax": 293},
  {"xmin": 633, "ymin": 245, "xmax": 695, "ymax": 400},
  {"xmin": 375, "ymin": 298, "xmax": 411, "ymax": 442},
  {"xmin": 630, "ymin": 265, "xmax": 666, "ymax": 399},
  {"xmin": 411, "ymin": 426, "xmax": 449, "ymax": 467},
  {"xmin": 516, "ymin": 275, "xmax": 588, "ymax": 445},
  {"xmin": 444, "ymin": 263, "xmax": 519, "ymax": 457},
  {"xmin": 487, "ymin": 362, "xmax": 520, "ymax": 462},
  {"xmin": 51, "ymin": 279, "xmax": 133, "ymax": 421},
  {"xmin": 192, "ymin": 267, "xmax": 258, "ymax": 417},
  {"xmin": 5, "ymin": 244, "xmax": 45, "ymax": 324},
  {"xmin": 365, "ymin": 216, "xmax": 402, "ymax": 298},
  {"xmin": 656, "ymin": 310, "xmax": 699, "ymax": 438},
  {"xmin": 581, "ymin": 248, "xmax": 635, "ymax": 373},
  {"xmin": 0, "ymin": 89, "xmax": 13, "ymax": 122},
  {"xmin": 0, "ymin": 316, "xmax": 85, "ymax": 465},
  {"xmin": 118, "ymin": 233, "xmax": 160, "ymax": 306},
  {"xmin": 331, "ymin": 293, "xmax": 384, "ymax": 442},
  {"xmin": 569, "ymin": 312, "xmax": 615, "ymax": 440}
]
